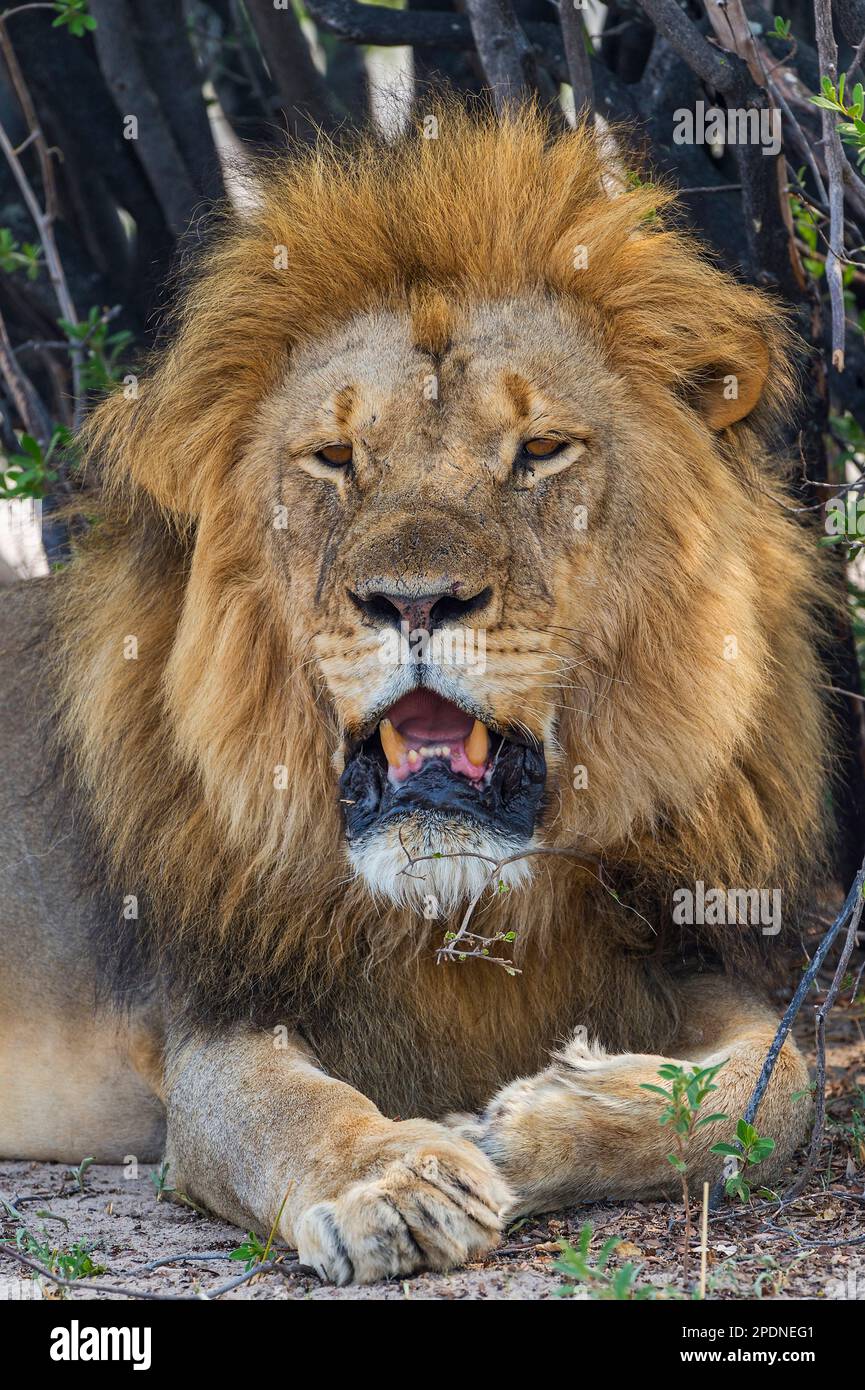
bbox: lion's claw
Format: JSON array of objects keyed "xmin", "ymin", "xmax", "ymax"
[{"xmin": 296, "ymin": 1139, "xmax": 512, "ymax": 1285}]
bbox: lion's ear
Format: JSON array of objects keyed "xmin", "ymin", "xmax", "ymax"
[{"xmin": 684, "ymin": 332, "xmax": 771, "ymax": 430}]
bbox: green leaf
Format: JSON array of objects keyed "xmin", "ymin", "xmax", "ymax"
[
  {"xmin": 18, "ymin": 434, "xmax": 42, "ymax": 463},
  {"xmin": 726, "ymin": 1175, "xmax": 751, "ymax": 1204},
  {"xmin": 749, "ymin": 1137, "xmax": 776, "ymax": 1162},
  {"xmin": 710, "ymin": 1142, "xmax": 742, "ymax": 1158},
  {"xmin": 667, "ymin": 1153, "xmax": 687, "ymax": 1172},
  {"xmin": 696, "ymin": 1112, "xmax": 729, "ymax": 1128}
]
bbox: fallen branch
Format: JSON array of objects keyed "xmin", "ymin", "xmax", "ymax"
[
  {"xmin": 0, "ymin": 1240, "xmax": 189, "ymax": 1300},
  {"xmin": 709, "ymin": 858, "xmax": 865, "ymax": 1207},
  {"xmin": 0, "ymin": 1231, "xmax": 312, "ymax": 1300}
]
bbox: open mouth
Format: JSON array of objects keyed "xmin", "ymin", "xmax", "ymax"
[{"xmin": 338, "ymin": 689, "xmax": 547, "ymax": 844}]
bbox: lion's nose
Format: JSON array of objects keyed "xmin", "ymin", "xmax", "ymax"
[{"xmin": 348, "ymin": 584, "xmax": 493, "ymax": 632}]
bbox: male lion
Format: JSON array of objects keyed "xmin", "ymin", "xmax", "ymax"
[{"xmin": 0, "ymin": 107, "xmax": 826, "ymax": 1285}]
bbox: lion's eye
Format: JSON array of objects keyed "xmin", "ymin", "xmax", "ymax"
[
  {"xmin": 317, "ymin": 443, "xmax": 353, "ymax": 467},
  {"xmin": 522, "ymin": 438, "xmax": 565, "ymax": 459}
]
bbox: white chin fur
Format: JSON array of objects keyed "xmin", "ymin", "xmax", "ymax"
[{"xmin": 348, "ymin": 814, "xmax": 535, "ymax": 914}]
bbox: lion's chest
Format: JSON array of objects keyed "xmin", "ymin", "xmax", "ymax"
[{"xmin": 296, "ymin": 951, "xmax": 588, "ymax": 1118}]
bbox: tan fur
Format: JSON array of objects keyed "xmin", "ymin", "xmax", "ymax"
[{"xmin": 0, "ymin": 105, "xmax": 829, "ymax": 1282}]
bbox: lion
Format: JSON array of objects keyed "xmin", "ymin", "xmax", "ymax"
[{"xmin": 0, "ymin": 105, "xmax": 827, "ymax": 1285}]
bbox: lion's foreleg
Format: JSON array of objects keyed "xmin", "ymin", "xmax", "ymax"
[
  {"xmin": 161, "ymin": 1025, "xmax": 511, "ymax": 1284},
  {"xmin": 450, "ymin": 977, "xmax": 810, "ymax": 1215}
]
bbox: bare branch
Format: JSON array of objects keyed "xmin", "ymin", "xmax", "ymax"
[
  {"xmin": 789, "ymin": 872, "xmax": 865, "ymax": 1196},
  {"xmin": 559, "ymin": 0, "xmax": 595, "ymax": 117},
  {"xmin": 134, "ymin": 0, "xmax": 225, "ymax": 203},
  {"xmin": 833, "ymin": 0, "xmax": 865, "ymax": 51},
  {"xmin": 635, "ymin": 0, "xmax": 734, "ymax": 93},
  {"xmin": 463, "ymin": 0, "xmax": 540, "ymax": 111},
  {"xmin": 0, "ymin": 304, "xmax": 51, "ymax": 442},
  {"xmin": 89, "ymin": 0, "xmax": 201, "ymax": 237},
  {"xmin": 815, "ymin": 0, "xmax": 849, "ymax": 370},
  {"xmin": 846, "ymin": 30, "xmax": 865, "ymax": 86},
  {"xmin": 245, "ymin": 0, "xmax": 344, "ymax": 139},
  {"xmin": 304, "ymin": 0, "xmax": 565, "ymax": 69},
  {"xmin": 0, "ymin": 14, "xmax": 82, "ymax": 423},
  {"xmin": 304, "ymin": 0, "xmax": 487, "ymax": 49}
]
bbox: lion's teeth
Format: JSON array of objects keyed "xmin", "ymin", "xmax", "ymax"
[
  {"xmin": 465, "ymin": 719, "xmax": 489, "ymax": 767},
  {"xmin": 379, "ymin": 718, "xmax": 407, "ymax": 768}
]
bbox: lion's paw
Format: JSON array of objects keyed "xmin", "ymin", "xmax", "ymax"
[
  {"xmin": 445, "ymin": 1068, "xmax": 591, "ymax": 1214},
  {"xmin": 295, "ymin": 1135, "xmax": 512, "ymax": 1286}
]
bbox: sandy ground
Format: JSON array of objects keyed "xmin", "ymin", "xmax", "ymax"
[{"xmin": 2, "ymin": 970, "xmax": 863, "ymax": 1302}]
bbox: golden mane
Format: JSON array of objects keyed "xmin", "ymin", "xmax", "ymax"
[{"xmin": 54, "ymin": 103, "xmax": 830, "ymax": 1037}]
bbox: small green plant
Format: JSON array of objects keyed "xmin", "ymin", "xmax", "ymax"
[
  {"xmin": 710, "ymin": 1118, "xmax": 776, "ymax": 1202},
  {"xmin": 0, "ymin": 228, "xmax": 42, "ymax": 280},
  {"xmin": 773, "ymin": 15, "xmax": 792, "ymax": 38},
  {"xmin": 553, "ymin": 1222, "xmax": 659, "ymax": 1300},
  {"xmin": 8, "ymin": 1227, "xmax": 105, "ymax": 1281},
  {"xmin": 66, "ymin": 1155, "xmax": 95, "ymax": 1193},
  {"xmin": 812, "ymin": 74, "xmax": 865, "ymax": 171},
  {"xmin": 641, "ymin": 1061, "xmax": 728, "ymax": 1284},
  {"xmin": 229, "ymin": 1232, "xmax": 267, "ymax": 1272},
  {"xmin": 0, "ymin": 424, "xmax": 71, "ymax": 501},
  {"xmin": 229, "ymin": 1179, "xmax": 293, "ymax": 1274},
  {"xmin": 59, "ymin": 307, "xmax": 134, "ymax": 393},
  {"xmin": 149, "ymin": 1161, "xmax": 174, "ymax": 1201}
]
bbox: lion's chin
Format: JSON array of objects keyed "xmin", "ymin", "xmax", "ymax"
[{"xmin": 347, "ymin": 812, "xmax": 535, "ymax": 915}]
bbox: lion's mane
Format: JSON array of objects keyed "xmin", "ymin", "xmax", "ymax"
[{"xmin": 54, "ymin": 104, "xmax": 829, "ymax": 1067}]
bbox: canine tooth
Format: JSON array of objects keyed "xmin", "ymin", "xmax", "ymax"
[
  {"xmin": 466, "ymin": 719, "xmax": 489, "ymax": 767},
  {"xmin": 407, "ymin": 749, "xmax": 420, "ymax": 768},
  {"xmin": 379, "ymin": 718, "xmax": 407, "ymax": 768}
]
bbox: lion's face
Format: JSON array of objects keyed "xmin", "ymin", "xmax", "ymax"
[{"xmin": 257, "ymin": 290, "xmax": 636, "ymax": 907}]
